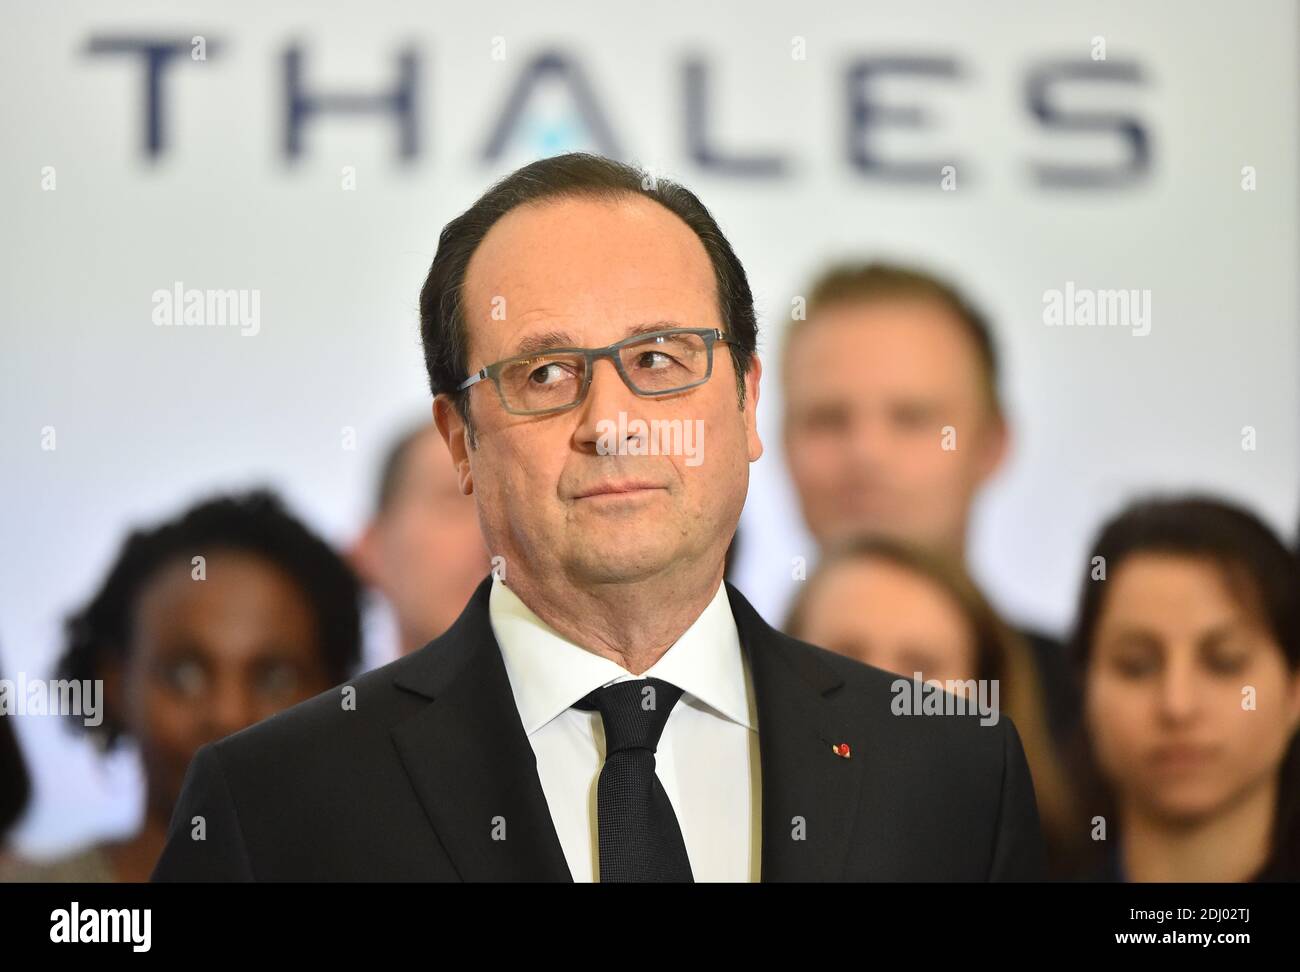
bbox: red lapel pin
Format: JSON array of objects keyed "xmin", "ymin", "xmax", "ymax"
[{"xmin": 831, "ymin": 742, "xmax": 851, "ymax": 759}]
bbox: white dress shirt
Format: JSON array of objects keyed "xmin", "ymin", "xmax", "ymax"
[{"xmin": 488, "ymin": 573, "xmax": 762, "ymax": 882}]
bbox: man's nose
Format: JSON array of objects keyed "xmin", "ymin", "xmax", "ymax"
[{"xmin": 573, "ymin": 356, "xmax": 645, "ymax": 451}]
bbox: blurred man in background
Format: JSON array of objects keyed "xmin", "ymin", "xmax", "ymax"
[
  {"xmin": 351, "ymin": 420, "xmax": 492, "ymax": 659},
  {"xmin": 781, "ymin": 262, "xmax": 1079, "ymax": 744}
]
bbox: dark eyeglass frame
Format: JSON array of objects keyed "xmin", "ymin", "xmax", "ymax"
[{"xmin": 457, "ymin": 326, "xmax": 739, "ymax": 416}]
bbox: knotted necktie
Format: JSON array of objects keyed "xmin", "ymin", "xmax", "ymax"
[{"xmin": 572, "ymin": 676, "xmax": 694, "ymax": 882}]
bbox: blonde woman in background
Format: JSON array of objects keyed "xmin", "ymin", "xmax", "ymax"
[{"xmin": 786, "ymin": 534, "xmax": 1084, "ymax": 877}]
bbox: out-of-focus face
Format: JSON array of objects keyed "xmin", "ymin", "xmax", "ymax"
[
  {"xmin": 782, "ymin": 297, "xmax": 1006, "ymax": 556},
  {"xmin": 436, "ymin": 195, "xmax": 762, "ymax": 590},
  {"xmin": 109, "ymin": 551, "xmax": 335, "ymax": 820},
  {"xmin": 1084, "ymin": 554, "xmax": 1300, "ymax": 826},
  {"xmin": 359, "ymin": 428, "xmax": 490, "ymax": 649},
  {"xmin": 795, "ymin": 556, "xmax": 978, "ymax": 688}
]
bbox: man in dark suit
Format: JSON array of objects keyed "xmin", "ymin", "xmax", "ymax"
[{"xmin": 153, "ymin": 152, "xmax": 1044, "ymax": 882}]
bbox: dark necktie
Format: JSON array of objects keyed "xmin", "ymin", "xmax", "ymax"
[{"xmin": 572, "ymin": 677, "xmax": 695, "ymax": 882}]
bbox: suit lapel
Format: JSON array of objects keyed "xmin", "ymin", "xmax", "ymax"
[
  {"xmin": 389, "ymin": 576, "xmax": 573, "ymax": 881},
  {"xmin": 726, "ymin": 583, "xmax": 868, "ymax": 882},
  {"xmin": 387, "ymin": 575, "xmax": 866, "ymax": 882}
]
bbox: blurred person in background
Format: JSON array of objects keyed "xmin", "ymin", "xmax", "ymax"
[
  {"xmin": 1071, "ymin": 496, "xmax": 1300, "ymax": 882},
  {"xmin": 0, "ymin": 489, "xmax": 362, "ymax": 882},
  {"xmin": 785, "ymin": 535, "xmax": 1084, "ymax": 876},
  {"xmin": 781, "ymin": 262, "xmax": 1079, "ymax": 745},
  {"xmin": 0, "ymin": 654, "xmax": 33, "ymax": 871},
  {"xmin": 350, "ymin": 420, "xmax": 492, "ymax": 659}
]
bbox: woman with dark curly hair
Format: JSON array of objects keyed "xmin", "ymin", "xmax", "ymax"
[{"xmin": 0, "ymin": 489, "xmax": 362, "ymax": 882}]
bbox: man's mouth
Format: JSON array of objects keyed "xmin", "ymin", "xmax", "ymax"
[{"xmin": 574, "ymin": 480, "xmax": 666, "ymax": 499}]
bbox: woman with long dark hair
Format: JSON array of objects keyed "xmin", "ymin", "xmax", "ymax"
[{"xmin": 1070, "ymin": 496, "xmax": 1300, "ymax": 881}]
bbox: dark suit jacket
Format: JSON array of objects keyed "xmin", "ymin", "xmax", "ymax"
[{"xmin": 152, "ymin": 575, "xmax": 1046, "ymax": 881}]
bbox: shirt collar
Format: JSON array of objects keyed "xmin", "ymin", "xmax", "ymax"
[{"xmin": 489, "ymin": 572, "xmax": 755, "ymax": 736}]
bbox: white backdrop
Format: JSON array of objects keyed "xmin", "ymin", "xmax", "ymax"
[{"xmin": 2, "ymin": 0, "xmax": 1297, "ymax": 852}]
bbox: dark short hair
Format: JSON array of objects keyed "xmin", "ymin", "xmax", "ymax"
[
  {"xmin": 787, "ymin": 261, "xmax": 1002, "ymax": 417},
  {"xmin": 56, "ymin": 488, "xmax": 364, "ymax": 750},
  {"xmin": 1068, "ymin": 494, "xmax": 1300, "ymax": 880},
  {"xmin": 419, "ymin": 152, "xmax": 758, "ymax": 441}
]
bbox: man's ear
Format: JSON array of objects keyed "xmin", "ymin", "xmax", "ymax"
[
  {"xmin": 743, "ymin": 355, "xmax": 763, "ymax": 463},
  {"xmin": 433, "ymin": 394, "xmax": 474, "ymax": 495}
]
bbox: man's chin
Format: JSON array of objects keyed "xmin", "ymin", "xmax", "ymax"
[{"xmin": 564, "ymin": 543, "xmax": 678, "ymax": 586}]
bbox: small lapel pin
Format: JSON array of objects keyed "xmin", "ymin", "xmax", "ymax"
[{"xmin": 831, "ymin": 742, "xmax": 851, "ymax": 759}]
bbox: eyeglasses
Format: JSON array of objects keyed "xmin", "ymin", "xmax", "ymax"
[{"xmin": 457, "ymin": 327, "xmax": 739, "ymax": 416}]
